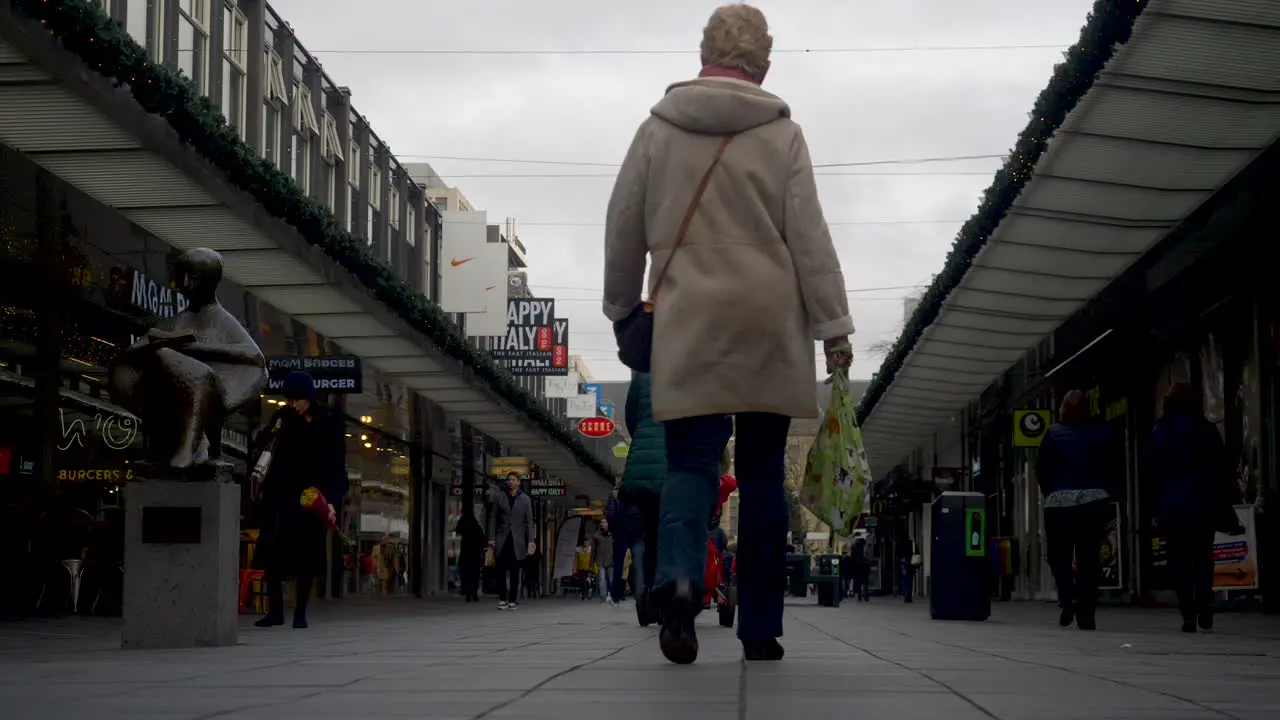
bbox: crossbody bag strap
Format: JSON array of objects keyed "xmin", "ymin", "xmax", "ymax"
[{"xmin": 647, "ymin": 134, "xmax": 735, "ymax": 306}]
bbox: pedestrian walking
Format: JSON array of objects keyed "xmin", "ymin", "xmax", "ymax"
[
  {"xmin": 601, "ymin": 4, "xmax": 854, "ymax": 664},
  {"xmin": 454, "ymin": 510, "xmax": 486, "ymax": 602},
  {"xmin": 490, "ymin": 472, "xmax": 536, "ymax": 610},
  {"xmin": 605, "ymin": 479, "xmax": 628, "ymax": 602},
  {"xmin": 251, "ymin": 371, "xmax": 346, "ymax": 630},
  {"xmin": 620, "ymin": 371, "xmax": 667, "ymax": 626},
  {"xmin": 593, "ymin": 519, "xmax": 616, "ymax": 604},
  {"xmin": 1146, "ymin": 382, "xmax": 1245, "ymax": 633},
  {"xmin": 899, "ymin": 550, "xmax": 920, "ymax": 603},
  {"xmin": 1035, "ymin": 390, "xmax": 1121, "ymax": 631},
  {"xmin": 850, "ymin": 537, "xmax": 871, "ymax": 602}
]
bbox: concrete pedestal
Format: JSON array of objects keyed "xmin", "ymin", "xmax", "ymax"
[{"xmin": 122, "ymin": 480, "xmax": 240, "ymax": 649}]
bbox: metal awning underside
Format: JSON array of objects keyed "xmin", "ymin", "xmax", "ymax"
[
  {"xmin": 0, "ymin": 32, "xmax": 611, "ymax": 496},
  {"xmin": 862, "ymin": 0, "xmax": 1280, "ymax": 475}
]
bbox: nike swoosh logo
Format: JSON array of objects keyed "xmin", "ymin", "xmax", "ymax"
[
  {"xmin": 485, "ymin": 285, "xmax": 497, "ymax": 291},
  {"xmin": 451, "ymin": 257, "xmax": 474, "ymax": 267}
]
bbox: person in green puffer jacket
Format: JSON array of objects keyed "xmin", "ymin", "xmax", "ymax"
[{"xmin": 620, "ymin": 371, "xmax": 667, "ymax": 627}]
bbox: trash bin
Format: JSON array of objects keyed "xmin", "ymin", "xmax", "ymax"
[
  {"xmin": 815, "ymin": 554, "xmax": 842, "ymax": 607},
  {"xmin": 786, "ymin": 553, "xmax": 809, "ymax": 598},
  {"xmin": 929, "ymin": 491, "xmax": 991, "ymax": 621}
]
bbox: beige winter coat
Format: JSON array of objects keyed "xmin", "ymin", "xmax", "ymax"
[{"xmin": 603, "ymin": 77, "xmax": 854, "ymax": 422}]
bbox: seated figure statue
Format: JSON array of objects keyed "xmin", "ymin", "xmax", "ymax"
[{"xmin": 108, "ymin": 248, "xmax": 267, "ymax": 474}]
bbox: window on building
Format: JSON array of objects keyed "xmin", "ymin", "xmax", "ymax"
[
  {"xmin": 176, "ymin": 0, "xmax": 211, "ymax": 95},
  {"xmin": 264, "ymin": 49, "xmax": 288, "ymax": 105},
  {"xmin": 433, "ymin": 196, "xmax": 448, "ymax": 211},
  {"xmin": 140, "ymin": 0, "xmax": 166, "ymax": 62},
  {"xmin": 291, "ymin": 133, "xmax": 311, "ymax": 194},
  {"xmin": 220, "ymin": 3, "xmax": 248, "ymax": 134},
  {"xmin": 369, "ymin": 164, "xmax": 382, "ymax": 210},
  {"xmin": 261, "ymin": 50, "xmax": 288, "ymax": 167},
  {"xmin": 321, "ymin": 113, "xmax": 344, "ymax": 164},
  {"xmin": 325, "ymin": 163, "xmax": 337, "ymax": 211},
  {"xmin": 349, "ymin": 190, "xmax": 361, "ymax": 237},
  {"xmin": 367, "ymin": 211, "xmax": 375, "ymax": 246},
  {"xmin": 262, "ymin": 102, "xmax": 279, "ymax": 165},
  {"xmin": 388, "ymin": 186, "xmax": 400, "ymax": 229},
  {"xmin": 125, "ymin": 0, "xmax": 148, "ymax": 48},
  {"xmin": 348, "ymin": 139, "xmax": 361, "ymax": 186},
  {"xmin": 406, "ymin": 205, "xmax": 416, "ymax": 248},
  {"xmin": 292, "ymin": 84, "xmax": 320, "ymax": 137}
]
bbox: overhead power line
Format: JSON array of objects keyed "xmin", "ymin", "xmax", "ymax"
[
  {"xmin": 398, "ymin": 152, "xmax": 1004, "ymax": 169},
  {"xmin": 309, "ymin": 43, "xmax": 1067, "ymax": 56}
]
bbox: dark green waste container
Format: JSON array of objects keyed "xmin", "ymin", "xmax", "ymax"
[{"xmin": 815, "ymin": 554, "xmax": 842, "ymax": 607}]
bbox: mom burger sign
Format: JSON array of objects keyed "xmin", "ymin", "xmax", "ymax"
[{"xmin": 578, "ymin": 417, "xmax": 615, "ymax": 439}]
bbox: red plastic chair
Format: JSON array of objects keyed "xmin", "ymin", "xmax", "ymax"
[{"xmin": 238, "ymin": 569, "xmax": 265, "ymax": 614}]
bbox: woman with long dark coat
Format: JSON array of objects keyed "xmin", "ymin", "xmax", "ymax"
[
  {"xmin": 253, "ymin": 371, "xmax": 346, "ymax": 629},
  {"xmin": 1146, "ymin": 382, "xmax": 1244, "ymax": 633}
]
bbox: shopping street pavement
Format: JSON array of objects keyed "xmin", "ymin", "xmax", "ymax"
[{"xmin": 2, "ymin": 595, "xmax": 1280, "ymax": 720}]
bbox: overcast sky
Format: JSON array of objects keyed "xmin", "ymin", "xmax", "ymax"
[{"xmin": 271, "ymin": 0, "xmax": 1095, "ymax": 382}]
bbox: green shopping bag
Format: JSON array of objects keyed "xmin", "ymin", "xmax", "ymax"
[{"xmin": 799, "ymin": 367, "xmax": 872, "ymax": 536}]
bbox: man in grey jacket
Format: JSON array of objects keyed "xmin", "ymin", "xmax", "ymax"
[{"xmin": 492, "ymin": 472, "xmax": 536, "ymax": 610}]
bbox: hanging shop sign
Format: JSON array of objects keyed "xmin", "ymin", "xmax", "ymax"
[
  {"xmin": 266, "ymin": 355, "xmax": 363, "ymax": 393},
  {"xmin": 578, "ymin": 417, "xmax": 615, "ymax": 439},
  {"xmin": 529, "ymin": 476, "xmax": 568, "ymax": 498},
  {"xmin": 1012, "ymin": 409, "xmax": 1052, "ymax": 447},
  {"xmin": 111, "ymin": 267, "xmax": 190, "ymax": 319},
  {"xmin": 493, "ymin": 298, "xmax": 568, "ymax": 376},
  {"xmin": 612, "ymin": 442, "xmax": 630, "ymax": 458},
  {"xmin": 489, "ymin": 456, "xmax": 532, "ymax": 481}
]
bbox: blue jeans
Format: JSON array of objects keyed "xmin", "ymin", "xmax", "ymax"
[{"xmin": 657, "ymin": 412, "xmax": 789, "ymax": 641}]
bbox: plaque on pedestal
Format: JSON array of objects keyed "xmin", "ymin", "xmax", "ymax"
[{"xmin": 122, "ymin": 479, "xmax": 240, "ymax": 649}]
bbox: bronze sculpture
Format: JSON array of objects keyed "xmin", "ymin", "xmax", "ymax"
[{"xmin": 108, "ymin": 248, "xmax": 267, "ymax": 476}]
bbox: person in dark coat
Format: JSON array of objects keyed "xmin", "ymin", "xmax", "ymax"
[
  {"xmin": 252, "ymin": 371, "xmax": 346, "ymax": 629},
  {"xmin": 619, "ymin": 371, "xmax": 667, "ymax": 627},
  {"xmin": 455, "ymin": 511, "xmax": 486, "ymax": 602},
  {"xmin": 604, "ymin": 479, "xmax": 627, "ymax": 602},
  {"xmin": 1146, "ymin": 382, "xmax": 1244, "ymax": 633},
  {"xmin": 1035, "ymin": 390, "xmax": 1119, "ymax": 631},
  {"xmin": 489, "ymin": 472, "xmax": 536, "ymax": 610},
  {"xmin": 850, "ymin": 537, "xmax": 870, "ymax": 602}
]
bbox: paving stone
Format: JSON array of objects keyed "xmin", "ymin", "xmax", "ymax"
[{"xmin": 2, "ymin": 597, "xmax": 1278, "ymax": 719}]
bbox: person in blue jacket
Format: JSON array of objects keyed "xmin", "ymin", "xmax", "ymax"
[{"xmin": 1035, "ymin": 390, "xmax": 1120, "ymax": 631}]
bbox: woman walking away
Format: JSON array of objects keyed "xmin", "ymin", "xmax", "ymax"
[
  {"xmin": 602, "ymin": 3, "xmax": 854, "ymax": 665},
  {"xmin": 593, "ymin": 520, "xmax": 617, "ymax": 604},
  {"xmin": 620, "ymin": 370, "xmax": 667, "ymax": 627},
  {"xmin": 1035, "ymin": 390, "xmax": 1119, "ymax": 631},
  {"xmin": 253, "ymin": 371, "xmax": 346, "ymax": 629},
  {"xmin": 1146, "ymin": 383, "xmax": 1244, "ymax": 633}
]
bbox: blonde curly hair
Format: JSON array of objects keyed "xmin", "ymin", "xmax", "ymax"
[{"xmin": 700, "ymin": 4, "xmax": 773, "ymax": 76}]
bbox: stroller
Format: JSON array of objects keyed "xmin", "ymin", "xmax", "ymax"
[{"xmin": 705, "ymin": 474, "xmax": 738, "ymax": 628}]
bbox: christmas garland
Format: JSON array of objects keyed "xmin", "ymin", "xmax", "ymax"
[
  {"xmin": 855, "ymin": 0, "xmax": 1148, "ymax": 424},
  {"xmin": 10, "ymin": 0, "xmax": 613, "ymax": 480}
]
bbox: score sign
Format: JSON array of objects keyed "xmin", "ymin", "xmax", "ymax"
[{"xmin": 578, "ymin": 417, "xmax": 616, "ymax": 439}]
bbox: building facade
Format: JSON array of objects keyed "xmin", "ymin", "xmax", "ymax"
[
  {"xmin": 0, "ymin": 0, "xmax": 614, "ymax": 617},
  {"xmin": 858, "ymin": 2, "xmax": 1280, "ymax": 611}
]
